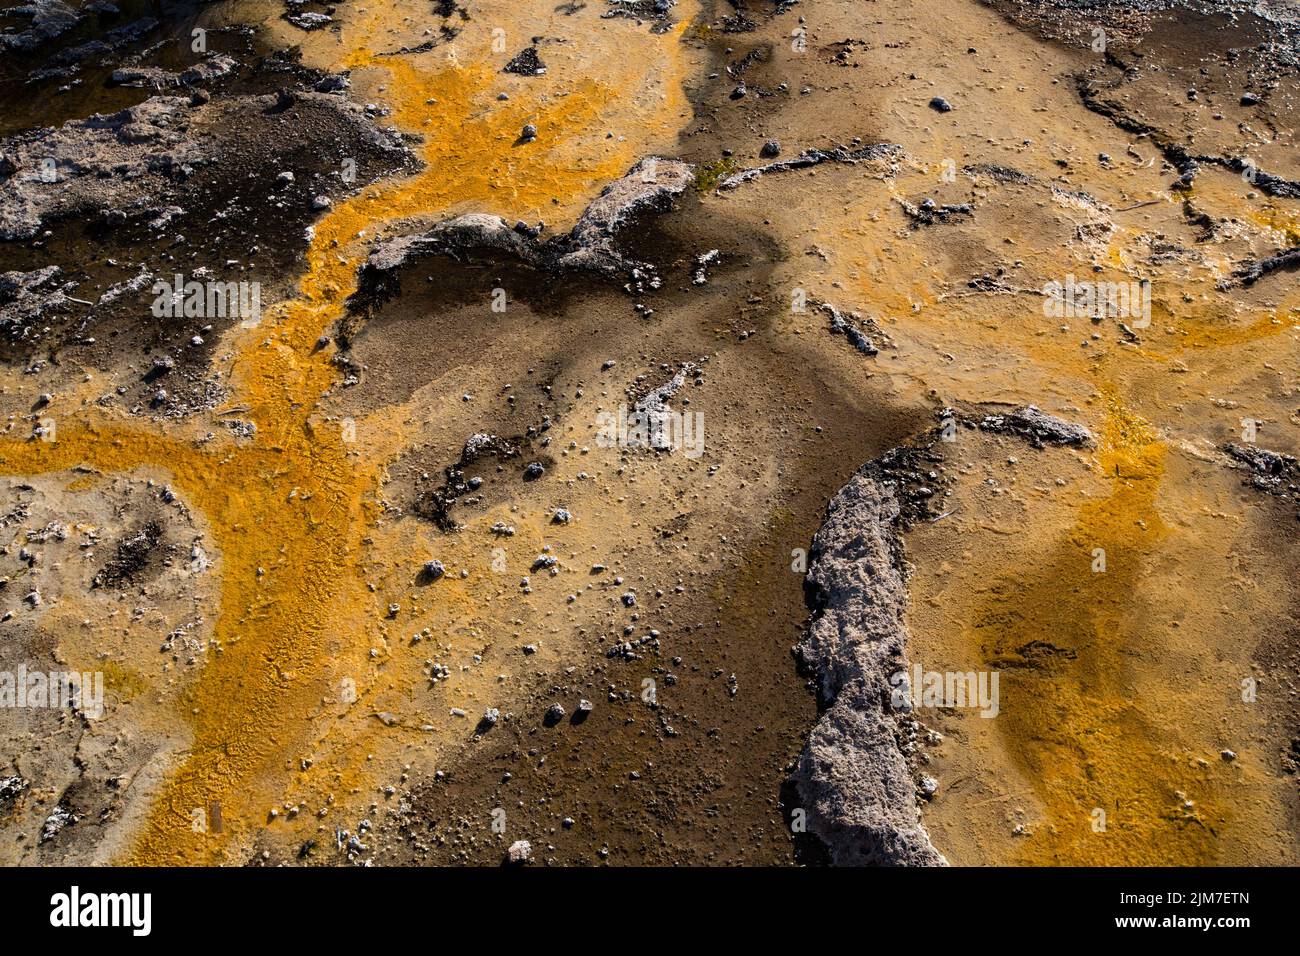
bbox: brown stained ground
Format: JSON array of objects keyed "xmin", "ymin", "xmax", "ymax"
[{"xmin": 1, "ymin": 0, "xmax": 1297, "ymax": 866}]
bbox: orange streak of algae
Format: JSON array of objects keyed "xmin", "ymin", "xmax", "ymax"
[
  {"xmin": 855, "ymin": 182, "xmax": 1274, "ymax": 860},
  {"xmin": 0, "ymin": 20, "xmax": 693, "ymax": 863},
  {"xmin": 965, "ymin": 391, "xmax": 1230, "ymax": 864}
]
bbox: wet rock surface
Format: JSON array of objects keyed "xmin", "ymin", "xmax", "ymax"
[{"xmin": 0, "ymin": 89, "xmax": 406, "ymax": 243}]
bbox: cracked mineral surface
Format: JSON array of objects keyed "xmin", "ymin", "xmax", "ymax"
[{"xmin": 0, "ymin": 0, "xmax": 1296, "ymax": 869}]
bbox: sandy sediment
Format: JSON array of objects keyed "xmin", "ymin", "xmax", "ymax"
[{"xmin": 0, "ymin": 0, "xmax": 1298, "ymax": 868}]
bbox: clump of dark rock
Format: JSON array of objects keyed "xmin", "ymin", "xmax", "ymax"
[
  {"xmin": 40, "ymin": 803, "xmax": 77, "ymax": 843},
  {"xmin": 822, "ymin": 302, "xmax": 880, "ymax": 356},
  {"xmin": 315, "ymin": 73, "xmax": 350, "ymax": 93},
  {"xmin": 347, "ymin": 158, "xmax": 695, "ymax": 297},
  {"xmin": 602, "ymin": 0, "xmax": 676, "ymax": 26},
  {"xmin": 1227, "ymin": 245, "xmax": 1300, "ymax": 288},
  {"xmin": 962, "ymin": 163, "xmax": 1033, "ymax": 185},
  {"xmin": 0, "ymin": 775, "xmax": 28, "ymax": 808},
  {"xmin": 285, "ymin": 10, "xmax": 332, "ymax": 31},
  {"xmin": 0, "ymin": 0, "xmax": 83, "ymax": 53},
  {"xmin": 413, "ymin": 433, "xmax": 520, "ymax": 531},
  {"xmin": 1226, "ymin": 442, "xmax": 1295, "ymax": 477},
  {"xmin": 92, "ymin": 521, "xmax": 162, "ymax": 588},
  {"xmin": 1224, "ymin": 442, "xmax": 1300, "ymax": 505},
  {"xmin": 977, "ymin": 405, "xmax": 1093, "ymax": 448},
  {"xmin": 503, "ymin": 46, "xmax": 547, "ymax": 76},
  {"xmin": 900, "ymin": 196, "xmax": 974, "ymax": 227}
]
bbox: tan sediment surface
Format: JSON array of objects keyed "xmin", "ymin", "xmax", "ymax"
[
  {"xmin": 2, "ymin": 0, "xmax": 704, "ymax": 863},
  {"xmin": 0, "ymin": 0, "xmax": 1296, "ymax": 867},
  {"xmin": 673, "ymin": 0, "xmax": 1298, "ymax": 865},
  {"xmin": 766, "ymin": 0, "xmax": 1299, "ymax": 864},
  {"xmin": 908, "ymin": 421, "xmax": 1298, "ymax": 865}
]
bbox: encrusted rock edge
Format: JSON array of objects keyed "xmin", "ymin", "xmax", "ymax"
[
  {"xmin": 791, "ymin": 459, "xmax": 947, "ymax": 867},
  {"xmin": 791, "ymin": 404, "xmax": 1093, "ymax": 865}
]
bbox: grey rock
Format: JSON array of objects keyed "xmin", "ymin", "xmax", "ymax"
[
  {"xmin": 718, "ymin": 143, "xmax": 901, "ymax": 190},
  {"xmin": 109, "ymin": 66, "xmax": 181, "ymax": 88},
  {"xmin": 0, "ymin": 267, "xmax": 71, "ymax": 339},
  {"xmin": 978, "ymin": 405, "xmax": 1093, "ymax": 447},
  {"xmin": 40, "ymin": 803, "xmax": 77, "ymax": 843},
  {"xmin": 179, "ymin": 55, "xmax": 238, "ymax": 86},
  {"xmin": 316, "ymin": 74, "xmax": 351, "ymax": 93},
  {"xmin": 1, "ymin": 0, "xmax": 82, "ymax": 53},
  {"xmin": 822, "ymin": 302, "xmax": 878, "ymax": 356},
  {"xmin": 0, "ymin": 91, "xmax": 405, "ymax": 241},
  {"xmin": 287, "ymin": 11, "xmax": 332, "ymax": 30},
  {"xmin": 559, "ymin": 157, "xmax": 693, "ymax": 274},
  {"xmin": 793, "ymin": 464, "xmax": 946, "ymax": 866}
]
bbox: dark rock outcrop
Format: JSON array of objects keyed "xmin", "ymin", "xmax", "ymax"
[{"xmin": 350, "ymin": 156, "xmax": 694, "ymax": 310}]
